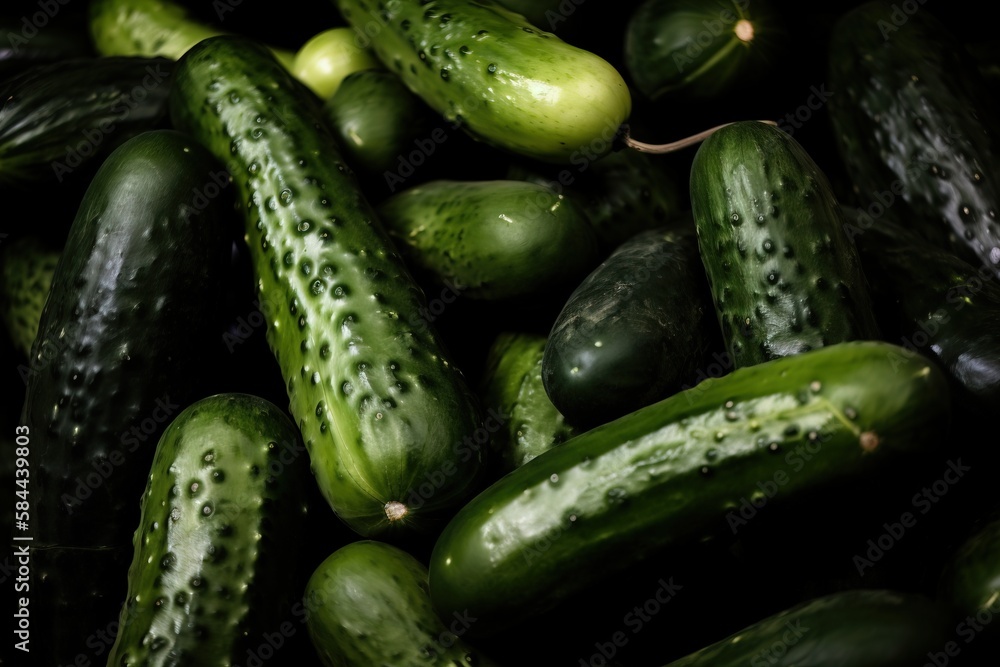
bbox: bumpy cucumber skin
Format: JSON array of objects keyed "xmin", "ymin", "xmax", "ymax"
[
  {"xmin": 624, "ymin": 0, "xmax": 764, "ymax": 100},
  {"xmin": 827, "ymin": 1, "xmax": 1000, "ymax": 277},
  {"xmin": 20, "ymin": 129, "xmax": 232, "ymax": 666},
  {"xmin": 852, "ymin": 214, "xmax": 1000, "ymax": 412},
  {"xmin": 663, "ymin": 590, "xmax": 951, "ymax": 666},
  {"xmin": 542, "ymin": 224, "xmax": 718, "ymax": 429},
  {"xmin": 690, "ymin": 121, "xmax": 880, "ymax": 368},
  {"xmin": 88, "ymin": 0, "xmax": 296, "ymax": 67},
  {"xmin": 324, "ymin": 68, "xmax": 436, "ymax": 175},
  {"xmin": 480, "ymin": 332, "xmax": 577, "ymax": 471},
  {"xmin": 306, "ymin": 540, "xmax": 500, "ymax": 667},
  {"xmin": 169, "ymin": 36, "xmax": 486, "ymax": 537},
  {"xmin": 429, "ymin": 341, "xmax": 950, "ymax": 634},
  {"xmin": 0, "ymin": 237, "xmax": 59, "ymax": 357},
  {"xmin": 0, "ymin": 57, "xmax": 173, "ymax": 184},
  {"xmin": 333, "ymin": 0, "xmax": 631, "ymax": 163},
  {"xmin": 107, "ymin": 393, "xmax": 309, "ymax": 667},
  {"xmin": 378, "ymin": 179, "xmax": 599, "ymax": 300}
]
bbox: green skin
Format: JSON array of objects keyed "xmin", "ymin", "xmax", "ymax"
[
  {"xmin": 428, "ymin": 341, "xmax": 951, "ymax": 635},
  {"xmin": 689, "ymin": 120, "xmax": 881, "ymax": 369},
  {"xmin": 827, "ymin": 1, "xmax": 1000, "ymax": 278},
  {"xmin": 0, "ymin": 56, "xmax": 174, "ymax": 184},
  {"xmin": 324, "ymin": 68, "xmax": 435, "ymax": 175},
  {"xmin": 169, "ymin": 36, "xmax": 487, "ymax": 537},
  {"xmin": 542, "ymin": 224, "xmax": 718, "ymax": 429},
  {"xmin": 663, "ymin": 590, "xmax": 951, "ymax": 666},
  {"xmin": 88, "ymin": 0, "xmax": 296, "ymax": 68},
  {"xmin": 378, "ymin": 179, "xmax": 599, "ymax": 300},
  {"xmin": 938, "ymin": 517, "xmax": 1000, "ymax": 637},
  {"xmin": 19, "ymin": 129, "xmax": 232, "ymax": 667},
  {"xmin": 108, "ymin": 393, "xmax": 309, "ymax": 667},
  {"xmin": 0, "ymin": 237, "xmax": 59, "ymax": 358},
  {"xmin": 852, "ymin": 214, "xmax": 1000, "ymax": 411},
  {"xmin": 333, "ymin": 0, "xmax": 632, "ymax": 163},
  {"xmin": 624, "ymin": 0, "xmax": 764, "ymax": 100},
  {"xmin": 305, "ymin": 540, "xmax": 501, "ymax": 667},
  {"xmin": 480, "ymin": 332, "xmax": 578, "ymax": 471}
]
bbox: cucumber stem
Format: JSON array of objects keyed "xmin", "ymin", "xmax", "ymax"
[{"xmin": 623, "ymin": 120, "xmax": 778, "ymax": 154}]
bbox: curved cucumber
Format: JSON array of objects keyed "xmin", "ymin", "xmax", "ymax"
[
  {"xmin": 690, "ymin": 120, "xmax": 880, "ymax": 368},
  {"xmin": 20, "ymin": 129, "xmax": 233, "ymax": 666},
  {"xmin": 662, "ymin": 589, "xmax": 951, "ymax": 666},
  {"xmin": 88, "ymin": 0, "xmax": 296, "ymax": 68},
  {"xmin": 333, "ymin": 0, "xmax": 631, "ymax": 163},
  {"xmin": 305, "ymin": 540, "xmax": 500, "ymax": 666},
  {"xmin": 428, "ymin": 341, "xmax": 951, "ymax": 635},
  {"xmin": 108, "ymin": 393, "xmax": 310, "ymax": 666},
  {"xmin": 828, "ymin": 1, "xmax": 1000, "ymax": 277},
  {"xmin": 542, "ymin": 223, "xmax": 718, "ymax": 428},
  {"xmin": 169, "ymin": 36, "xmax": 487, "ymax": 537},
  {"xmin": 480, "ymin": 332, "xmax": 578, "ymax": 471},
  {"xmin": 377, "ymin": 179, "xmax": 599, "ymax": 300}
]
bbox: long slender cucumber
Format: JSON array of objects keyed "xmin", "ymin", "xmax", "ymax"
[{"xmin": 169, "ymin": 35, "xmax": 487, "ymax": 537}]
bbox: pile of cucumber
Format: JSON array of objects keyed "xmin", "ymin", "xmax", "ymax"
[{"xmin": 3, "ymin": 0, "xmax": 999, "ymax": 665}]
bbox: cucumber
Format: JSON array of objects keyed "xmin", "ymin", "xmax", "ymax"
[
  {"xmin": 305, "ymin": 540, "xmax": 500, "ymax": 666},
  {"xmin": 827, "ymin": 1, "xmax": 1000, "ymax": 277},
  {"xmin": 480, "ymin": 332, "xmax": 578, "ymax": 471},
  {"xmin": 689, "ymin": 120, "xmax": 880, "ymax": 369},
  {"xmin": 19, "ymin": 129, "xmax": 233, "ymax": 666},
  {"xmin": 662, "ymin": 589, "xmax": 951, "ymax": 666},
  {"xmin": 624, "ymin": 0, "xmax": 773, "ymax": 100},
  {"xmin": 377, "ymin": 179, "xmax": 600, "ymax": 300},
  {"xmin": 0, "ymin": 56, "xmax": 173, "ymax": 184},
  {"xmin": 428, "ymin": 341, "xmax": 951, "ymax": 635},
  {"xmin": 292, "ymin": 27, "xmax": 381, "ymax": 99},
  {"xmin": 169, "ymin": 36, "xmax": 487, "ymax": 537},
  {"xmin": 937, "ymin": 516, "xmax": 1000, "ymax": 647},
  {"xmin": 323, "ymin": 68, "xmax": 437, "ymax": 176},
  {"xmin": 0, "ymin": 236, "xmax": 59, "ymax": 358},
  {"xmin": 542, "ymin": 223, "xmax": 719, "ymax": 429},
  {"xmin": 333, "ymin": 0, "xmax": 632, "ymax": 163},
  {"xmin": 850, "ymin": 212, "xmax": 1000, "ymax": 413},
  {"xmin": 0, "ymin": 18, "xmax": 93, "ymax": 79},
  {"xmin": 107, "ymin": 393, "xmax": 310, "ymax": 666},
  {"xmin": 88, "ymin": 0, "xmax": 296, "ymax": 68}
]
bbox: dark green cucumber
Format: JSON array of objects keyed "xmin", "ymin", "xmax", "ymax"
[
  {"xmin": 305, "ymin": 540, "xmax": 500, "ymax": 666},
  {"xmin": 0, "ymin": 18, "xmax": 93, "ymax": 79},
  {"xmin": 662, "ymin": 589, "xmax": 951, "ymax": 666},
  {"xmin": 937, "ymin": 516, "xmax": 1000, "ymax": 645},
  {"xmin": 850, "ymin": 212, "xmax": 1000, "ymax": 412},
  {"xmin": 480, "ymin": 332, "xmax": 577, "ymax": 471},
  {"xmin": 542, "ymin": 223, "xmax": 719, "ymax": 428},
  {"xmin": 0, "ymin": 56, "xmax": 173, "ymax": 184},
  {"xmin": 333, "ymin": 0, "xmax": 631, "ymax": 163},
  {"xmin": 378, "ymin": 179, "xmax": 599, "ymax": 300},
  {"xmin": 88, "ymin": 0, "xmax": 296, "ymax": 68},
  {"xmin": 20, "ymin": 129, "xmax": 232, "ymax": 666},
  {"xmin": 169, "ymin": 36, "xmax": 487, "ymax": 537},
  {"xmin": 0, "ymin": 236, "xmax": 59, "ymax": 358},
  {"xmin": 428, "ymin": 341, "xmax": 950, "ymax": 635},
  {"xmin": 506, "ymin": 148, "xmax": 685, "ymax": 254},
  {"xmin": 690, "ymin": 120, "xmax": 880, "ymax": 368},
  {"xmin": 108, "ymin": 393, "xmax": 309, "ymax": 666},
  {"xmin": 323, "ymin": 68, "xmax": 436, "ymax": 175},
  {"xmin": 624, "ymin": 0, "xmax": 774, "ymax": 100},
  {"xmin": 828, "ymin": 1, "xmax": 1000, "ymax": 277}
]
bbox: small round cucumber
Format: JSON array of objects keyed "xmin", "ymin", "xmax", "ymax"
[
  {"xmin": 108, "ymin": 393, "xmax": 310, "ymax": 666},
  {"xmin": 378, "ymin": 179, "xmax": 600, "ymax": 300},
  {"xmin": 333, "ymin": 0, "xmax": 632, "ymax": 163},
  {"xmin": 305, "ymin": 540, "xmax": 501, "ymax": 666}
]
